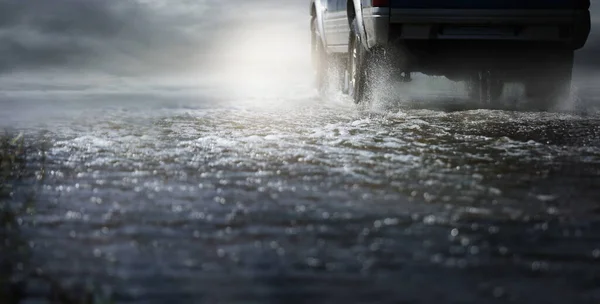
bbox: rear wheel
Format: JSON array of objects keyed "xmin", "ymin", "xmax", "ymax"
[
  {"xmin": 346, "ymin": 19, "xmax": 372, "ymax": 104},
  {"xmin": 312, "ymin": 18, "xmax": 344, "ymax": 97},
  {"xmin": 467, "ymin": 71, "xmax": 504, "ymax": 106},
  {"xmin": 312, "ymin": 18, "xmax": 327, "ymax": 94},
  {"xmin": 523, "ymin": 50, "xmax": 573, "ymax": 111}
]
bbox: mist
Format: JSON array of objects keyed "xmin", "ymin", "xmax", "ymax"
[{"xmin": 0, "ymin": 0, "xmax": 308, "ymax": 77}]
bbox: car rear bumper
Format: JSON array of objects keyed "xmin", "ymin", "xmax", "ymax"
[{"xmin": 363, "ymin": 8, "xmax": 591, "ymax": 50}]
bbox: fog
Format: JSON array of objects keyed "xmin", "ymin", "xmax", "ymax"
[{"xmin": 0, "ymin": 0, "xmax": 308, "ymax": 76}]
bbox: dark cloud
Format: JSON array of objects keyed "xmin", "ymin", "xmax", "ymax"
[{"xmin": 0, "ymin": 0, "xmax": 233, "ymax": 75}]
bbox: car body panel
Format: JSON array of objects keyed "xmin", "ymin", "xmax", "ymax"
[
  {"xmin": 386, "ymin": 0, "xmax": 590, "ymax": 10},
  {"xmin": 311, "ymin": 0, "xmax": 369, "ymax": 53},
  {"xmin": 312, "ymin": 0, "xmax": 591, "ymax": 54},
  {"xmin": 324, "ymin": 0, "xmax": 348, "ymax": 47},
  {"xmin": 385, "ymin": 8, "xmax": 590, "ymax": 49}
]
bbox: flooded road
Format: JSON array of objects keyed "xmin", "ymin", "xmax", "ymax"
[{"xmin": 2, "ymin": 71, "xmax": 600, "ymax": 303}]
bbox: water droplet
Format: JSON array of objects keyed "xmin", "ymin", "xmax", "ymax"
[
  {"xmin": 384, "ymin": 218, "xmax": 399, "ymax": 225},
  {"xmin": 172, "ymin": 205, "xmax": 183, "ymax": 213},
  {"xmin": 423, "ymin": 193, "xmax": 435, "ymax": 202},
  {"xmin": 423, "ymin": 215, "xmax": 436, "ymax": 225},
  {"xmin": 65, "ymin": 211, "xmax": 82, "ymax": 220},
  {"xmin": 450, "ymin": 228, "xmax": 459, "ymax": 237},
  {"xmin": 191, "ymin": 212, "xmax": 205, "ymax": 220},
  {"xmin": 489, "ymin": 188, "xmax": 502, "ymax": 196},
  {"xmin": 537, "ymin": 194, "xmax": 557, "ymax": 202}
]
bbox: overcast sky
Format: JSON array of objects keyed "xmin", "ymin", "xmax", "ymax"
[
  {"xmin": 0, "ymin": 0, "xmax": 307, "ymax": 76},
  {"xmin": 0, "ymin": 0, "xmax": 597, "ymax": 76}
]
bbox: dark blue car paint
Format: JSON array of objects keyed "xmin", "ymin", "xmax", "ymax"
[
  {"xmin": 317, "ymin": 0, "xmax": 591, "ymax": 51},
  {"xmin": 387, "ymin": 0, "xmax": 590, "ymax": 9}
]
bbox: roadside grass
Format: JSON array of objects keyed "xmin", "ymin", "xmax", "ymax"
[{"xmin": 1, "ymin": 132, "xmax": 114, "ymax": 304}]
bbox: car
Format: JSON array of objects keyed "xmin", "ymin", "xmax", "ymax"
[{"xmin": 310, "ymin": 0, "xmax": 591, "ymax": 109}]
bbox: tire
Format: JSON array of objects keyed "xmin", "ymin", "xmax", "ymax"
[
  {"xmin": 312, "ymin": 18, "xmax": 343, "ymax": 97},
  {"xmin": 523, "ymin": 50, "xmax": 573, "ymax": 111},
  {"xmin": 346, "ymin": 19, "xmax": 372, "ymax": 104},
  {"xmin": 467, "ymin": 71, "xmax": 504, "ymax": 106},
  {"xmin": 312, "ymin": 18, "xmax": 327, "ymax": 94}
]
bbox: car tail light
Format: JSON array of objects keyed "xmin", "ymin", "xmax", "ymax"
[{"xmin": 372, "ymin": 0, "xmax": 389, "ymax": 7}]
